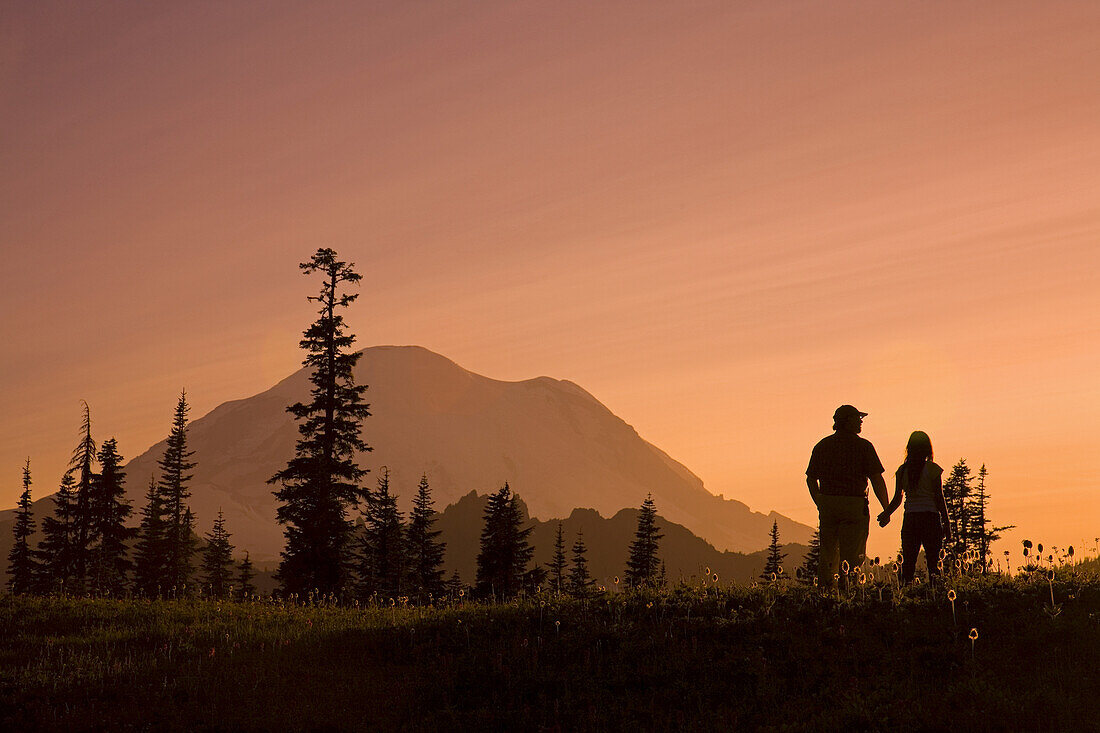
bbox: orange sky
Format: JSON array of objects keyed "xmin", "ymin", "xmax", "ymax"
[{"xmin": 2, "ymin": 0, "xmax": 1099, "ymax": 562}]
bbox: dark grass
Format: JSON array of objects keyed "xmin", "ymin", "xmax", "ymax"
[{"xmin": 3, "ymin": 568, "xmax": 1100, "ymax": 732}]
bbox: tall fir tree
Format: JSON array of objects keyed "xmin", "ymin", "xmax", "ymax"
[
  {"xmin": 405, "ymin": 474, "xmax": 446, "ymax": 599},
  {"xmin": 550, "ymin": 522, "xmax": 567, "ymax": 593},
  {"xmin": 568, "ymin": 530, "xmax": 594, "ymax": 596},
  {"xmin": 132, "ymin": 474, "xmax": 168, "ymax": 596},
  {"xmin": 760, "ymin": 520, "xmax": 786, "ymax": 581},
  {"xmin": 624, "ymin": 494, "xmax": 663, "ymax": 588},
  {"xmin": 799, "ymin": 529, "xmax": 821, "ymax": 585},
  {"xmin": 7, "ymin": 459, "xmax": 39, "ymax": 594},
  {"xmin": 358, "ymin": 467, "xmax": 404, "ymax": 599},
  {"xmin": 69, "ymin": 401, "xmax": 98, "ymax": 593},
  {"xmin": 269, "ymin": 248, "xmax": 371, "ymax": 597},
  {"xmin": 237, "ymin": 552, "xmax": 256, "ymax": 600},
  {"xmin": 36, "ymin": 470, "xmax": 77, "ymax": 594},
  {"xmin": 88, "ymin": 439, "xmax": 134, "ymax": 595},
  {"xmin": 159, "ymin": 391, "xmax": 197, "ymax": 592},
  {"xmin": 201, "ymin": 510, "xmax": 235, "ymax": 599},
  {"xmin": 475, "ymin": 483, "xmax": 534, "ymax": 600},
  {"xmin": 967, "ymin": 464, "xmax": 1013, "ymax": 572},
  {"xmin": 942, "ymin": 459, "xmax": 974, "ymax": 561}
]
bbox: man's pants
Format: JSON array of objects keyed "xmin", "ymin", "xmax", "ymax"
[{"xmin": 816, "ymin": 495, "xmax": 869, "ymax": 588}]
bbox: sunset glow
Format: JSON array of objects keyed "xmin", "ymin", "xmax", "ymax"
[{"xmin": 2, "ymin": 1, "xmax": 1099, "ymax": 563}]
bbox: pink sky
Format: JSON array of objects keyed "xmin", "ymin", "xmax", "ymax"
[{"xmin": 2, "ymin": 1, "xmax": 1099, "ymax": 561}]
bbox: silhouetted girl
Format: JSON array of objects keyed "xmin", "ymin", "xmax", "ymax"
[{"xmin": 878, "ymin": 431, "xmax": 951, "ymax": 583}]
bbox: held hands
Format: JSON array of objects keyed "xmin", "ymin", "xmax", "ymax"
[{"xmin": 877, "ymin": 510, "xmax": 891, "ymax": 527}]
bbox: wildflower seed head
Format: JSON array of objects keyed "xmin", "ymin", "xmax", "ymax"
[
  {"xmin": 969, "ymin": 628, "xmax": 979, "ymax": 641},
  {"xmin": 947, "ymin": 590, "xmax": 956, "ymax": 602},
  {"xmin": 841, "ymin": 561, "xmax": 850, "ymax": 574}
]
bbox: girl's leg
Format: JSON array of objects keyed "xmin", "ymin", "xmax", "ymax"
[
  {"xmin": 925, "ymin": 514, "xmax": 944, "ymax": 580},
  {"xmin": 900, "ymin": 514, "xmax": 920, "ymax": 583}
]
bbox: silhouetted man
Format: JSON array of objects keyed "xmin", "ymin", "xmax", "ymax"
[{"xmin": 806, "ymin": 405, "xmax": 889, "ymax": 589}]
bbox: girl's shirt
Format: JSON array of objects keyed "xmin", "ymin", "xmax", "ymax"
[{"xmin": 895, "ymin": 460, "xmax": 942, "ymax": 514}]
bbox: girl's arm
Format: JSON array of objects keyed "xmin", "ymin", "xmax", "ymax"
[
  {"xmin": 934, "ymin": 474, "xmax": 952, "ymax": 541},
  {"xmin": 878, "ymin": 471, "xmax": 904, "ymax": 526}
]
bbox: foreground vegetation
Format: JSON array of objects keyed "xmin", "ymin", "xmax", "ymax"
[{"xmin": 3, "ymin": 566, "xmax": 1099, "ymax": 732}]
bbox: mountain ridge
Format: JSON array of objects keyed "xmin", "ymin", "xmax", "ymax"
[{"xmin": 1, "ymin": 345, "xmax": 812, "ymax": 564}]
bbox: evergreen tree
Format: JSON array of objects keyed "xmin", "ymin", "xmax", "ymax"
[
  {"xmin": 132, "ymin": 474, "xmax": 168, "ymax": 596},
  {"xmin": 968, "ymin": 464, "xmax": 1014, "ymax": 572},
  {"xmin": 475, "ymin": 483, "xmax": 534, "ymax": 600},
  {"xmin": 68, "ymin": 401, "xmax": 98, "ymax": 593},
  {"xmin": 159, "ymin": 391, "xmax": 197, "ymax": 592},
  {"xmin": 568, "ymin": 530, "xmax": 594, "ymax": 596},
  {"xmin": 269, "ymin": 248, "xmax": 371, "ymax": 597},
  {"xmin": 36, "ymin": 470, "xmax": 77, "ymax": 594},
  {"xmin": 624, "ymin": 494, "xmax": 663, "ymax": 588},
  {"xmin": 405, "ymin": 474, "xmax": 446, "ymax": 599},
  {"xmin": 88, "ymin": 439, "xmax": 134, "ymax": 595},
  {"xmin": 358, "ymin": 467, "xmax": 404, "ymax": 599},
  {"xmin": 201, "ymin": 510, "xmax": 235, "ymax": 599},
  {"xmin": 799, "ymin": 529, "xmax": 821, "ymax": 585},
  {"xmin": 760, "ymin": 520, "xmax": 786, "ymax": 582},
  {"xmin": 550, "ymin": 522, "xmax": 567, "ymax": 593},
  {"xmin": 237, "ymin": 552, "xmax": 256, "ymax": 600},
  {"xmin": 7, "ymin": 459, "xmax": 39, "ymax": 594},
  {"xmin": 942, "ymin": 459, "xmax": 974, "ymax": 562},
  {"xmin": 444, "ymin": 570, "xmax": 465, "ymax": 598}
]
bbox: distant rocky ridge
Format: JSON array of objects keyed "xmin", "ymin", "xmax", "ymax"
[{"xmin": 1, "ymin": 346, "xmax": 812, "ymax": 567}]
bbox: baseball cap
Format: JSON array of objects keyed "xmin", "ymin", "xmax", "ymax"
[{"xmin": 833, "ymin": 404, "xmax": 868, "ymax": 421}]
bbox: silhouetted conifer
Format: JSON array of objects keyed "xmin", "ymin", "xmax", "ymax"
[
  {"xmin": 568, "ymin": 530, "xmax": 594, "ymax": 596},
  {"xmin": 943, "ymin": 459, "xmax": 974, "ymax": 565},
  {"xmin": 358, "ymin": 467, "xmax": 404, "ymax": 599},
  {"xmin": 201, "ymin": 509, "xmax": 235, "ymax": 599},
  {"xmin": 69, "ymin": 401, "xmax": 98, "ymax": 593},
  {"xmin": 159, "ymin": 391, "xmax": 197, "ymax": 592},
  {"xmin": 444, "ymin": 570, "xmax": 464, "ymax": 598},
  {"xmin": 237, "ymin": 552, "xmax": 256, "ymax": 600},
  {"xmin": 475, "ymin": 483, "xmax": 534, "ymax": 600},
  {"xmin": 7, "ymin": 459, "xmax": 38, "ymax": 594},
  {"xmin": 760, "ymin": 520, "xmax": 785, "ymax": 581},
  {"xmin": 405, "ymin": 474, "xmax": 445, "ymax": 599},
  {"xmin": 133, "ymin": 475, "xmax": 168, "ymax": 596},
  {"xmin": 624, "ymin": 494, "xmax": 663, "ymax": 588},
  {"xmin": 36, "ymin": 470, "xmax": 77, "ymax": 594},
  {"xmin": 88, "ymin": 438, "xmax": 134, "ymax": 595},
  {"xmin": 269, "ymin": 248, "xmax": 370, "ymax": 597},
  {"xmin": 799, "ymin": 529, "xmax": 821, "ymax": 585},
  {"xmin": 966, "ymin": 464, "xmax": 1013, "ymax": 571},
  {"xmin": 550, "ymin": 522, "xmax": 567, "ymax": 593}
]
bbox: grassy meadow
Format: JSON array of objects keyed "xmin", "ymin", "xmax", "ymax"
[{"xmin": 3, "ymin": 565, "xmax": 1100, "ymax": 732}]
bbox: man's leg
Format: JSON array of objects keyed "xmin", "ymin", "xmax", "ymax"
[
  {"xmin": 837, "ymin": 499, "xmax": 869, "ymax": 581},
  {"xmin": 817, "ymin": 499, "xmax": 841, "ymax": 589}
]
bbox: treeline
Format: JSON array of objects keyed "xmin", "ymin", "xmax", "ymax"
[
  {"xmin": 6, "ymin": 395, "xmax": 257, "ymax": 599},
  {"xmin": 8, "ymin": 248, "xmax": 670, "ymax": 604}
]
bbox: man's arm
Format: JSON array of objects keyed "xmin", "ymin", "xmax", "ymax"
[{"xmin": 806, "ymin": 476, "xmax": 821, "ymax": 507}]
